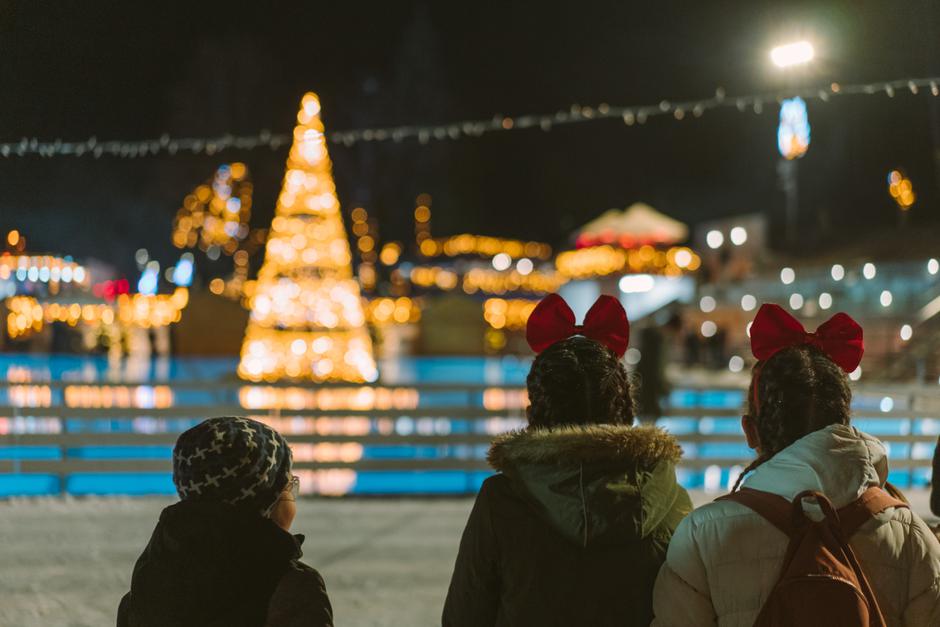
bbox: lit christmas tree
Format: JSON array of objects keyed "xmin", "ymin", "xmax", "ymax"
[{"xmin": 238, "ymin": 92, "xmax": 378, "ymax": 382}]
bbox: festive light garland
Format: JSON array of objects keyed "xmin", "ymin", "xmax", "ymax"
[
  {"xmin": 3, "ymin": 77, "xmax": 938, "ymax": 158},
  {"xmin": 555, "ymin": 244, "xmax": 700, "ymax": 279},
  {"xmin": 0, "ymin": 254, "xmax": 88, "ymax": 289},
  {"xmin": 172, "ymin": 163, "xmax": 253, "ymax": 253},
  {"xmin": 5, "ymin": 288, "xmax": 189, "ymax": 339},
  {"xmin": 483, "ymin": 298, "xmax": 539, "ymax": 331}
]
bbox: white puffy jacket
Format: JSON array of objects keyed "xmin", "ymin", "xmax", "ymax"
[{"xmin": 652, "ymin": 424, "xmax": 940, "ymax": 627}]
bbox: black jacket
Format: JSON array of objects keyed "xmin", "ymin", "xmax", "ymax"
[
  {"xmin": 118, "ymin": 501, "xmax": 332, "ymax": 627},
  {"xmin": 443, "ymin": 424, "xmax": 691, "ymax": 627}
]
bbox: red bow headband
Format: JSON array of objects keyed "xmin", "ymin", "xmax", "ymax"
[
  {"xmin": 526, "ymin": 294, "xmax": 630, "ymax": 356},
  {"xmin": 750, "ymin": 303, "xmax": 864, "ymax": 372}
]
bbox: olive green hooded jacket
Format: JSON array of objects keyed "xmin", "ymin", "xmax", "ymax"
[{"xmin": 443, "ymin": 424, "xmax": 691, "ymax": 627}]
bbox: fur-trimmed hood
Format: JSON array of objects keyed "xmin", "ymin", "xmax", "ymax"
[
  {"xmin": 488, "ymin": 424, "xmax": 682, "ymax": 471},
  {"xmin": 488, "ymin": 424, "xmax": 691, "ymax": 547}
]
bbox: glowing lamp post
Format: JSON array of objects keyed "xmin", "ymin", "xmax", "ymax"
[
  {"xmin": 771, "ymin": 40, "xmax": 815, "ymax": 247},
  {"xmin": 770, "ymin": 41, "xmax": 815, "ymax": 68}
]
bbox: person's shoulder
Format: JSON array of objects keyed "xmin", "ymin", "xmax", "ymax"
[
  {"xmin": 680, "ymin": 496, "xmax": 761, "ymax": 530},
  {"xmin": 480, "ymin": 473, "xmax": 511, "ymax": 493},
  {"xmin": 287, "ymin": 559, "xmax": 326, "ymax": 579},
  {"xmin": 268, "ymin": 561, "xmax": 334, "ymax": 626},
  {"xmin": 476, "ymin": 473, "xmax": 530, "ymax": 517}
]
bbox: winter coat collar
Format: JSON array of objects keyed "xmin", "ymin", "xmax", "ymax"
[
  {"xmin": 488, "ymin": 423, "xmax": 683, "ymax": 471},
  {"xmin": 742, "ymin": 423, "xmax": 889, "ymax": 508}
]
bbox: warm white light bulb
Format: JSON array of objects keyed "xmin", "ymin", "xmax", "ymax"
[{"xmin": 770, "ymin": 41, "xmax": 815, "ymax": 68}]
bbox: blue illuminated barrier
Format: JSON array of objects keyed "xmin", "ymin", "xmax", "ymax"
[{"xmin": 0, "ymin": 381, "xmax": 938, "ymax": 497}]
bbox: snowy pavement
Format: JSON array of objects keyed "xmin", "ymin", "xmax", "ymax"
[{"xmin": 1, "ymin": 492, "xmax": 936, "ymax": 627}]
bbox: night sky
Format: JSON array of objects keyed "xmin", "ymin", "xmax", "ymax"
[{"xmin": 1, "ymin": 0, "xmax": 939, "ymax": 278}]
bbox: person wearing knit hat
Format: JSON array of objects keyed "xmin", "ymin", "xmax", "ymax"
[{"xmin": 117, "ymin": 417, "xmax": 334, "ymax": 627}]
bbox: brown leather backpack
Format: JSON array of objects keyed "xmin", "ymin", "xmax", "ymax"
[{"xmin": 717, "ymin": 487, "xmax": 907, "ymax": 627}]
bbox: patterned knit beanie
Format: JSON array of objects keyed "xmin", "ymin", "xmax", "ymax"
[{"xmin": 173, "ymin": 416, "xmax": 292, "ymax": 515}]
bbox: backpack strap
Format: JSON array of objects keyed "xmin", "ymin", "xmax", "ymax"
[
  {"xmin": 838, "ymin": 486, "xmax": 909, "ymax": 538},
  {"xmin": 716, "ymin": 488, "xmax": 797, "ymax": 537}
]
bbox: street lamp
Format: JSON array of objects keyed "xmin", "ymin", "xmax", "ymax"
[
  {"xmin": 770, "ymin": 41, "xmax": 815, "ymax": 68},
  {"xmin": 771, "ymin": 40, "xmax": 815, "ymax": 249}
]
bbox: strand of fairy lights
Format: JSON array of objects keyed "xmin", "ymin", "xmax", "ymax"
[{"xmin": 1, "ymin": 76, "xmax": 938, "ymax": 159}]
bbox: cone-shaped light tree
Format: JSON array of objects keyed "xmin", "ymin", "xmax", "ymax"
[{"xmin": 238, "ymin": 93, "xmax": 378, "ymax": 383}]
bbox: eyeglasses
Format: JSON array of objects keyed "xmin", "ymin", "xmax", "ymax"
[{"xmin": 287, "ymin": 475, "xmax": 300, "ymax": 500}]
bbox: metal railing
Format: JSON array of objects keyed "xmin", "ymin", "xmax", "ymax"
[{"xmin": 1, "ymin": 381, "xmax": 938, "ymax": 495}]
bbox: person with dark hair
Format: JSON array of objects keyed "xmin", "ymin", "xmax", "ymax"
[
  {"xmin": 118, "ymin": 417, "xmax": 333, "ymax": 627},
  {"xmin": 443, "ymin": 294, "xmax": 691, "ymax": 626},
  {"xmin": 652, "ymin": 305, "xmax": 940, "ymax": 626}
]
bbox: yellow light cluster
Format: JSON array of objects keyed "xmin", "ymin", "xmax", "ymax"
[
  {"xmin": 239, "ymin": 92, "xmax": 377, "ymax": 383},
  {"xmin": 483, "ymin": 298, "xmax": 539, "ymax": 330},
  {"xmin": 414, "ymin": 194, "xmax": 432, "ymax": 245},
  {"xmin": 482, "ymin": 387, "xmax": 529, "ymax": 410},
  {"xmin": 462, "ymin": 268, "xmax": 568, "ymax": 294},
  {"xmin": 246, "ymin": 278, "xmax": 366, "ymax": 329},
  {"xmin": 410, "ymin": 266, "xmax": 460, "ymax": 290},
  {"xmin": 888, "ymin": 170, "xmax": 915, "ymax": 210},
  {"xmin": 172, "ymin": 163, "xmax": 253, "ymax": 254},
  {"xmin": 0, "ymin": 254, "xmax": 88, "ymax": 287},
  {"xmin": 5, "ymin": 289, "xmax": 189, "ymax": 338},
  {"xmin": 262, "ymin": 215, "xmax": 351, "ymax": 272},
  {"xmin": 238, "ymin": 327, "xmax": 377, "ymax": 383},
  {"xmin": 6, "ymin": 297, "xmax": 45, "ymax": 337},
  {"xmin": 63, "ymin": 385, "xmax": 174, "ymax": 409},
  {"xmin": 555, "ymin": 244, "xmax": 700, "ymax": 278},
  {"xmin": 239, "ymin": 385, "xmax": 419, "ymax": 410},
  {"xmin": 6, "ymin": 230, "xmax": 25, "ymax": 251},
  {"xmin": 366, "ymin": 297, "xmax": 421, "ymax": 324},
  {"xmin": 291, "ymin": 442, "xmax": 365, "ymax": 463},
  {"xmin": 421, "ymin": 234, "xmax": 551, "ymax": 260},
  {"xmin": 115, "ymin": 289, "xmax": 189, "ymax": 328},
  {"xmin": 351, "ymin": 207, "xmax": 378, "ymax": 268},
  {"xmin": 379, "ymin": 242, "xmax": 401, "ymax": 266}
]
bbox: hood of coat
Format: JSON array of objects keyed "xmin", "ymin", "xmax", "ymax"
[
  {"xmin": 127, "ymin": 500, "xmax": 303, "ymax": 625},
  {"xmin": 488, "ymin": 424, "xmax": 691, "ymax": 547},
  {"xmin": 742, "ymin": 423, "xmax": 889, "ymax": 508}
]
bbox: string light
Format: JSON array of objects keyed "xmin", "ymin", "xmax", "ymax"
[
  {"xmin": 0, "ymin": 254, "xmax": 88, "ymax": 288},
  {"xmin": 5, "ymin": 76, "xmax": 938, "ymax": 157},
  {"xmin": 413, "ymin": 195, "xmax": 432, "ymax": 250},
  {"xmin": 5, "ymin": 289, "xmax": 189, "ymax": 338},
  {"xmin": 483, "ymin": 298, "xmax": 538, "ymax": 330},
  {"xmin": 555, "ymin": 244, "xmax": 699, "ymax": 279},
  {"xmin": 365, "ymin": 297, "xmax": 421, "ymax": 324},
  {"xmin": 172, "ymin": 163, "xmax": 252, "ymax": 254},
  {"xmin": 462, "ymin": 267, "xmax": 568, "ymax": 294},
  {"xmin": 424, "ymin": 234, "xmax": 551, "ymax": 260},
  {"xmin": 238, "ymin": 92, "xmax": 377, "ymax": 384}
]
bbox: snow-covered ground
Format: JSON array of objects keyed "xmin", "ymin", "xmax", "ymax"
[{"xmin": 1, "ymin": 492, "xmax": 936, "ymax": 627}]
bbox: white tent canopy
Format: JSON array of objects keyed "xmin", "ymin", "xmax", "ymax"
[{"xmin": 575, "ymin": 202, "xmax": 688, "ymax": 247}]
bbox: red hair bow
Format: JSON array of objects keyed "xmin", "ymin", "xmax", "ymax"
[
  {"xmin": 750, "ymin": 303, "xmax": 864, "ymax": 372},
  {"xmin": 526, "ymin": 294, "xmax": 630, "ymax": 356}
]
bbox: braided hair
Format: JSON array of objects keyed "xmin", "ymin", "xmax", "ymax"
[
  {"xmin": 731, "ymin": 344, "xmax": 852, "ymax": 491},
  {"xmin": 526, "ymin": 335, "xmax": 634, "ymax": 428}
]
